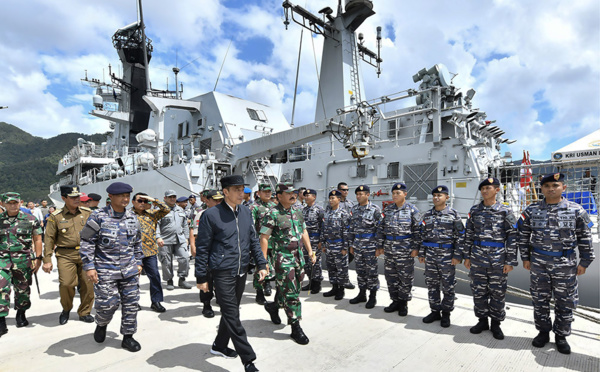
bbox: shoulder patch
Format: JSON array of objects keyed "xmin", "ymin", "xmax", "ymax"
[{"xmin": 52, "ymin": 209, "xmax": 63, "ymax": 216}]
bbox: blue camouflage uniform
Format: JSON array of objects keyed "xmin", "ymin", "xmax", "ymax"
[
  {"xmin": 302, "ymin": 202, "xmax": 325, "ymax": 283},
  {"xmin": 80, "ymin": 206, "xmax": 143, "ymax": 335},
  {"xmin": 420, "ymin": 206, "xmax": 464, "ymax": 313},
  {"xmin": 348, "ymin": 200, "xmax": 382, "ymax": 291},
  {"xmin": 377, "ymin": 202, "xmax": 422, "ymax": 302},
  {"xmin": 320, "ymin": 206, "xmax": 351, "ymax": 286},
  {"xmin": 464, "ymin": 201, "xmax": 517, "ymax": 321},
  {"xmin": 518, "ymin": 198, "xmax": 594, "ymax": 337}
]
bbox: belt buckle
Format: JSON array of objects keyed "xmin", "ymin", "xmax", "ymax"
[{"xmin": 76, "ymin": 245, "xmax": 80, "ymax": 250}]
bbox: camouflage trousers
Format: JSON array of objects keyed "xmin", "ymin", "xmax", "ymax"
[
  {"xmin": 468, "ymin": 265, "xmax": 508, "ymax": 321},
  {"xmin": 274, "ymin": 249, "xmax": 305, "ymax": 324},
  {"xmin": 94, "ymin": 274, "xmax": 140, "ymax": 335},
  {"xmin": 354, "ymin": 241, "xmax": 379, "ymax": 290},
  {"xmin": 253, "ymin": 248, "xmax": 275, "ymax": 290},
  {"xmin": 0, "ymin": 262, "xmax": 32, "ymax": 317},
  {"xmin": 424, "ymin": 250, "xmax": 456, "ymax": 312},
  {"xmin": 384, "ymin": 243, "xmax": 415, "ymax": 301},
  {"xmin": 530, "ymin": 254, "xmax": 578, "ymax": 337},
  {"xmin": 302, "ymin": 237, "xmax": 323, "ymax": 282},
  {"xmin": 325, "ymin": 243, "xmax": 349, "ymax": 285}
]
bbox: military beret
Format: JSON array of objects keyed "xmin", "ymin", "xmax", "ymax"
[
  {"xmin": 201, "ymin": 190, "xmax": 210, "ymax": 196},
  {"xmin": 478, "ymin": 177, "xmax": 500, "ymax": 190},
  {"xmin": 221, "ymin": 175, "xmax": 247, "ymax": 188},
  {"xmin": 60, "ymin": 185, "xmax": 82, "ymax": 197},
  {"xmin": 244, "ymin": 187, "xmax": 252, "ymax": 194},
  {"xmin": 541, "ymin": 172, "xmax": 565, "ymax": 185},
  {"xmin": 164, "ymin": 189, "xmax": 177, "ymax": 197},
  {"xmin": 79, "ymin": 193, "xmax": 91, "ymax": 202},
  {"xmin": 188, "ymin": 194, "xmax": 197, "ymax": 199},
  {"xmin": 391, "ymin": 183, "xmax": 407, "ymax": 192},
  {"xmin": 304, "ymin": 188, "xmax": 317, "ymax": 197},
  {"xmin": 329, "ymin": 190, "xmax": 341, "ymax": 198},
  {"xmin": 432, "ymin": 185, "xmax": 449, "ymax": 195},
  {"xmin": 258, "ymin": 183, "xmax": 272, "ymax": 191},
  {"xmin": 355, "ymin": 185, "xmax": 370, "ymax": 194},
  {"xmin": 88, "ymin": 193, "xmax": 102, "ymax": 201},
  {"xmin": 207, "ymin": 190, "xmax": 224, "ymax": 200},
  {"xmin": 1, "ymin": 192, "xmax": 21, "ymax": 202},
  {"xmin": 276, "ymin": 183, "xmax": 295, "ymax": 193},
  {"xmin": 106, "ymin": 182, "xmax": 133, "ymax": 195},
  {"xmin": 176, "ymin": 196, "xmax": 189, "ymax": 203}
]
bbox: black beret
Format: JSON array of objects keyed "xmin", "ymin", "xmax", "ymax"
[
  {"xmin": 541, "ymin": 173, "xmax": 565, "ymax": 185},
  {"xmin": 106, "ymin": 182, "xmax": 133, "ymax": 194},
  {"xmin": 329, "ymin": 190, "xmax": 342, "ymax": 198},
  {"xmin": 221, "ymin": 175, "xmax": 247, "ymax": 188},
  {"xmin": 304, "ymin": 188, "xmax": 317, "ymax": 196},
  {"xmin": 391, "ymin": 183, "xmax": 407, "ymax": 192},
  {"xmin": 431, "ymin": 185, "xmax": 449, "ymax": 195},
  {"xmin": 478, "ymin": 177, "xmax": 500, "ymax": 190},
  {"xmin": 189, "ymin": 194, "xmax": 197, "ymax": 199},
  {"xmin": 355, "ymin": 185, "xmax": 370, "ymax": 194},
  {"xmin": 60, "ymin": 185, "xmax": 82, "ymax": 197},
  {"xmin": 87, "ymin": 193, "xmax": 102, "ymax": 201}
]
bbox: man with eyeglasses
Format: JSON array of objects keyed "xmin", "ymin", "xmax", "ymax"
[{"xmin": 131, "ymin": 193, "xmax": 170, "ymax": 313}]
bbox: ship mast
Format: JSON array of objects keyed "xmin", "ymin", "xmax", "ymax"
[{"xmin": 138, "ymin": 0, "xmax": 152, "ymax": 94}]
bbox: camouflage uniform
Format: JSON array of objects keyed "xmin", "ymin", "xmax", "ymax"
[
  {"xmin": 377, "ymin": 202, "xmax": 422, "ymax": 302},
  {"xmin": 420, "ymin": 206, "xmax": 464, "ymax": 312},
  {"xmin": 320, "ymin": 207, "xmax": 351, "ymax": 286},
  {"xmin": 518, "ymin": 199, "xmax": 594, "ymax": 337},
  {"xmin": 302, "ymin": 203, "xmax": 325, "ymax": 283},
  {"xmin": 0, "ymin": 211, "xmax": 42, "ymax": 317},
  {"xmin": 348, "ymin": 202, "xmax": 382, "ymax": 290},
  {"xmin": 251, "ymin": 199, "xmax": 277, "ymax": 289},
  {"xmin": 260, "ymin": 204, "xmax": 306, "ymax": 324},
  {"xmin": 464, "ymin": 202, "xmax": 517, "ymax": 321},
  {"xmin": 80, "ymin": 206, "xmax": 143, "ymax": 335}
]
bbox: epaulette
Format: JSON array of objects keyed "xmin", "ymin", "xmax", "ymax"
[
  {"xmin": 80, "ymin": 207, "xmax": 92, "ymax": 212},
  {"xmin": 52, "ymin": 209, "xmax": 63, "ymax": 216}
]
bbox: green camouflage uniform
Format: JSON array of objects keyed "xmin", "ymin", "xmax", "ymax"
[
  {"xmin": 0, "ymin": 210, "xmax": 42, "ymax": 317},
  {"xmin": 260, "ymin": 203, "xmax": 306, "ymax": 324},
  {"xmin": 251, "ymin": 199, "xmax": 277, "ymax": 289}
]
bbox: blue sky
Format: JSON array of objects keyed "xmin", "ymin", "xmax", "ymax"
[{"xmin": 0, "ymin": 0, "xmax": 598, "ymax": 160}]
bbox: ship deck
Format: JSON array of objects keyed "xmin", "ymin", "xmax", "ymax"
[{"xmin": 2, "ymin": 256, "xmax": 599, "ymax": 372}]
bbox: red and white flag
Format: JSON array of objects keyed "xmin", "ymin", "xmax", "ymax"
[{"xmin": 519, "ymin": 150, "xmax": 532, "ymax": 189}]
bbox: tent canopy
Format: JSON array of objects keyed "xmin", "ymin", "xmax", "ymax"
[{"xmin": 552, "ymin": 129, "xmax": 600, "ymax": 162}]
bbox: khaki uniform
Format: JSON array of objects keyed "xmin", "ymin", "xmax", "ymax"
[{"xmin": 44, "ymin": 207, "xmax": 94, "ymax": 316}]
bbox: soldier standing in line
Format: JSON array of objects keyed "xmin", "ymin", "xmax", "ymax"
[
  {"xmin": 87, "ymin": 193, "xmax": 102, "ymax": 210},
  {"xmin": 321, "ymin": 190, "xmax": 351, "ymax": 300},
  {"xmin": 518, "ymin": 173, "xmax": 594, "ymax": 354},
  {"xmin": 0, "ymin": 192, "xmax": 43, "ymax": 337},
  {"xmin": 43, "ymin": 185, "xmax": 94, "ymax": 325},
  {"xmin": 301, "ymin": 189, "xmax": 325, "ymax": 294},
  {"xmin": 376, "ymin": 183, "xmax": 422, "ymax": 316},
  {"xmin": 243, "ymin": 187, "xmax": 254, "ymax": 209},
  {"xmin": 463, "ymin": 177, "xmax": 518, "ymax": 340},
  {"xmin": 261, "ymin": 183, "xmax": 316, "ymax": 345},
  {"xmin": 250, "ymin": 184, "xmax": 276, "ymax": 304},
  {"xmin": 419, "ymin": 185, "xmax": 464, "ymax": 328},
  {"xmin": 80, "ymin": 181, "xmax": 144, "ymax": 352},
  {"xmin": 348, "ymin": 185, "xmax": 382, "ymax": 309}
]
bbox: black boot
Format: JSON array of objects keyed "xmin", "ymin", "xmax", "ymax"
[
  {"xmin": 264, "ymin": 301, "xmax": 281, "ymax": 325},
  {"xmin": 398, "ymin": 300, "xmax": 408, "ymax": 317},
  {"xmin": 202, "ymin": 301, "xmax": 215, "ymax": 318},
  {"xmin": 301, "ymin": 282, "xmax": 311, "ymax": 291},
  {"xmin": 555, "ymin": 334, "xmax": 571, "ymax": 354},
  {"xmin": 122, "ymin": 334, "xmax": 141, "ymax": 352},
  {"xmin": 334, "ymin": 286, "xmax": 345, "ymax": 301},
  {"xmin": 0, "ymin": 317, "xmax": 7, "ymax": 337},
  {"xmin": 490, "ymin": 319, "xmax": 504, "ymax": 340},
  {"xmin": 365, "ymin": 290, "xmax": 377, "ymax": 309},
  {"xmin": 310, "ymin": 280, "xmax": 322, "ymax": 294},
  {"xmin": 323, "ymin": 284, "xmax": 337, "ymax": 298},
  {"xmin": 263, "ymin": 281, "xmax": 272, "ymax": 296},
  {"xmin": 94, "ymin": 325, "xmax": 107, "ymax": 343},
  {"xmin": 470, "ymin": 317, "xmax": 489, "ymax": 334},
  {"xmin": 15, "ymin": 310, "xmax": 28, "ymax": 328},
  {"xmin": 440, "ymin": 311, "xmax": 451, "ymax": 328},
  {"xmin": 423, "ymin": 310, "xmax": 441, "ymax": 324},
  {"xmin": 349, "ymin": 289, "xmax": 367, "ymax": 304},
  {"xmin": 384, "ymin": 300, "xmax": 400, "ymax": 313},
  {"xmin": 290, "ymin": 321, "xmax": 309, "ymax": 345},
  {"xmin": 255, "ymin": 289, "xmax": 266, "ymax": 305},
  {"xmin": 532, "ymin": 331, "xmax": 550, "ymax": 348}
]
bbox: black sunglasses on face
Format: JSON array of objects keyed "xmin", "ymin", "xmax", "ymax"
[{"xmin": 136, "ymin": 199, "xmax": 150, "ymax": 204}]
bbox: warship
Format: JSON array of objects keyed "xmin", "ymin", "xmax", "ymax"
[{"xmin": 48, "ymin": 0, "xmax": 516, "ymax": 214}]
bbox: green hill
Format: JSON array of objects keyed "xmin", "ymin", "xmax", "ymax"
[{"xmin": 0, "ymin": 122, "xmax": 106, "ymax": 203}]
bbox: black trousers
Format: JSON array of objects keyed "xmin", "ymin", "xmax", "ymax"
[{"xmin": 212, "ymin": 270, "xmax": 256, "ymax": 364}]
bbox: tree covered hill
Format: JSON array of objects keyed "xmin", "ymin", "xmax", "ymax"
[{"xmin": 0, "ymin": 122, "xmax": 105, "ymax": 203}]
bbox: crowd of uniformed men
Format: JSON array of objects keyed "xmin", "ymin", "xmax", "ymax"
[{"xmin": 0, "ymin": 172, "xmax": 594, "ymax": 372}]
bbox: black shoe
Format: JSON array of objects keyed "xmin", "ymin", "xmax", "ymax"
[
  {"xmin": 151, "ymin": 302, "xmax": 166, "ymax": 313},
  {"xmin": 290, "ymin": 321, "xmax": 309, "ymax": 345},
  {"xmin": 441, "ymin": 311, "xmax": 451, "ymax": 328},
  {"xmin": 398, "ymin": 300, "xmax": 408, "ymax": 317},
  {"xmin": 301, "ymin": 282, "xmax": 311, "ymax": 291},
  {"xmin": 263, "ymin": 281, "xmax": 272, "ymax": 297},
  {"xmin": 244, "ymin": 361, "xmax": 259, "ymax": 372},
  {"xmin": 59, "ymin": 310, "xmax": 69, "ymax": 325},
  {"xmin": 323, "ymin": 284, "xmax": 337, "ymax": 298},
  {"xmin": 384, "ymin": 300, "xmax": 400, "ymax": 313},
  {"xmin": 491, "ymin": 319, "xmax": 504, "ymax": 340},
  {"xmin": 310, "ymin": 281, "xmax": 322, "ymax": 294},
  {"xmin": 79, "ymin": 315, "xmax": 95, "ymax": 323},
  {"xmin": 555, "ymin": 335, "xmax": 571, "ymax": 354},
  {"xmin": 264, "ymin": 301, "xmax": 281, "ymax": 325},
  {"xmin": 423, "ymin": 311, "xmax": 441, "ymax": 324},
  {"xmin": 178, "ymin": 278, "xmax": 192, "ymax": 289},
  {"xmin": 334, "ymin": 286, "xmax": 345, "ymax": 301},
  {"xmin": 255, "ymin": 289, "xmax": 266, "ymax": 305},
  {"xmin": 94, "ymin": 325, "xmax": 107, "ymax": 343},
  {"xmin": 166, "ymin": 280, "xmax": 174, "ymax": 291},
  {"xmin": 210, "ymin": 344, "xmax": 238, "ymax": 359},
  {"xmin": 122, "ymin": 335, "xmax": 141, "ymax": 352},
  {"xmin": 343, "ymin": 282, "xmax": 355, "ymax": 290},
  {"xmin": 202, "ymin": 302, "xmax": 215, "ymax": 318},
  {"xmin": 365, "ymin": 290, "xmax": 377, "ymax": 309},
  {"xmin": 0, "ymin": 317, "xmax": 8, "ymax": 337},
  {"xmin": 470, "ymin": 317, "xmax": 489, "ymax": 334},
  {"xmin": 15, "ymin": 310, "xmax": 28, "ymax": 328},
  {"xmin": 532, "ymin": 331, "xmax": 550, "ymax": 348},
  {"xmin": 349, "ymin": 289, "xmax": 367, "ymax": 304}
]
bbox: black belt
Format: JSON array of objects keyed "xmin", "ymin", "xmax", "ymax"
[{"xmin": 57, "ymin": 246, "xmax": 79, "ymax": 249}]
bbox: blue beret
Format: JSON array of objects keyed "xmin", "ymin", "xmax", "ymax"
[
  {"xmin": 106, "ymin": 182, "xmax": 133, "ymax": 195},
  {"xmin": 431, "ymin": 185, "xmax": 449, "ymax": 195},
  {"xmin": 478, "ymin": 177, "xmax": 500, "ymax": 190},
  {"xmin": 176, "ymin": 196, "xmax": 189, "ymax": 203},
  {"xmin": 329, "ymin": 190, "xmax": 342, "ymax": 198},
  {"xmin": 391, "ymin": 183, "xmax": 407, "ymax": 192},
  {"xmin": 244, "ymin": 187, "xmax": 252, "ymax": 194},
  {"xmin": 355, "ymin": 185, "xmax": 370, "ymax": 193},
  {"xmin": 304, "ymin": 188, "xmax": 317, "ymax": 196},
  {"xmin": 541, "ymin": 173, "xmax": 564, "ymax": 185},
  {"xmin": 188, "ymin": 194, "xmax": 197, "ymax": 199}
]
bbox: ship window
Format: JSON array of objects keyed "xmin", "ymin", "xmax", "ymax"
[
  {"xmin": 247, "ymin": 108, "xmax": 267, "ymax": 122},
  {"xmin": 388, "ymin": 162, "xmax": 399, "ymax": 178},
  {"xmin": 293, "ymin": 168, "xmax": 303, "ymax": 182},
  {"xmin": 178, "ymin": 121, "xmax": 189, "ymax": 139},
  {"xmin": 357, "ymin": 164, "xmax": 367, "ymax": 178},
  {"xmin": 388, "ymin": 120, "xmax": 398, "ymax": 138}
]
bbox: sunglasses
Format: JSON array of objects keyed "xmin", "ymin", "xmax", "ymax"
[
  {"xmin": 136, "ymin": 199, "xmax": 150, "ymax": 204},
  {"xmin": 339, "ymin": 188, "xmax": 349, "ymax": 191}
]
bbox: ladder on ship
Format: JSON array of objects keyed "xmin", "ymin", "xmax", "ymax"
[{"xmin": 249, "ymin": 158, "xmax": 277, "ymax": 191}]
